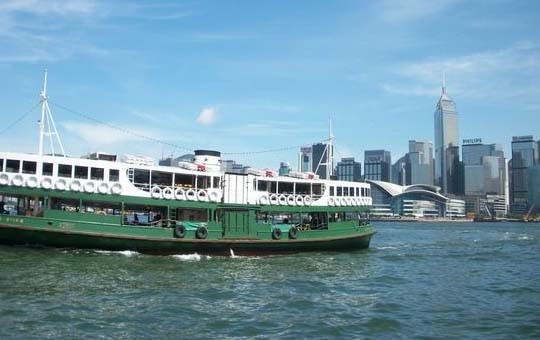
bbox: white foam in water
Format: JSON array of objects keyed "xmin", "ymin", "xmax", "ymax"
[
  {"xmin": 171, "ymin": 253, "xmax": 211, "ymax": 261},
  {"xmin": 93, "ymin": 250, "xmax": 140, "ymax": 257}
]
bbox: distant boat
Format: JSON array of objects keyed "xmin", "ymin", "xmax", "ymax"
[{"xmin": 0, "ymin": 72, "xmax": 375, "ymax": 255}]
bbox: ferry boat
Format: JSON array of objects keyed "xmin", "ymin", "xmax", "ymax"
[{"xmin": 0, "ymin": 73, "xmax": 375, "ymax": 256}]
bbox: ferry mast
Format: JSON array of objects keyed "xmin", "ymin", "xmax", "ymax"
[{"xmin": 38, "ymin": 69, "xmax": 65, "ymax": 157}]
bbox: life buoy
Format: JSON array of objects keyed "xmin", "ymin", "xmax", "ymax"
[
  {"xmin": 197, "ymin": 190, "xmax": 209, "ymax": 202},
  {"xmin": 26, "ymin": 176, "xmax": 39, "ymax": 188},
  {"xmin": 174, "ymin": 224, "xmax": 186, "ymax": 238},
  {"xmin": 335, "ymin": 197, "xmax": 342, "ymax": 206},
  {"xmin": 0, "ymin": 173, "xmax": 9, "ymax": 186},
  {"xmin": 278, "ymin": 194, "xmax": 287, "ymax": 205},
  {"xmin": 174, "ymin": 188, "xmax": 186, "ymax": 200},
  {"xmin": 269, "ymin": 194, "xmax": 279, "ymax": 205},
  {"xmin": 303, "ymin": 196, "xmax": 313, "ymax": 206},
  {"xmin": 11, "ymin": 174, "xmax": 24, "ymax": 187},
  {"xmin": 259, "ymin": 194, "xmax": 269, "ymax": 205},
  {"xmin": 185, "ymin": 189, "xmax": 197, "ymax": 201},
  {"xmin": 195, "ymin": 226, "xmax": 208, "ymax": 239},
  {"xmin": 55, "ymin": 178, "xmax": 67, "ymax": 190},
  {"xmin": 151, "ymin": 186, "xmax": 162, "ymax": 199},
  {"xmin": 289, "ymin": 226, "xmax": 298, "ymax": 239},
  {"xmin": 98, "ymin": 182, "xmax": 109, "ymax": 194},
  {"xmin": 162, "ymin": 187, "xmax": 174, "ymax": 199},
  {"xmin": 110, "ymin": 183, "xmax": 122, "ymax": 195},
  {"xmin": 41, "ymin": 177, "xmax": 53, "ymax": 189},
  {"xmin": 295, "ymin": 195, "xmax": 304, "ymax": 206},
  {"xmin": 70, "ymin": 180, "xmax": 82, "ymax": 191},
  {"xmin": 84, "ymin": 181, "xmax": 96, "ymax": 193},
  {"xmin": 272, "ymin": 228, "xmax": 282, "ymax": 240},
  {"xmin": 328, "ymin": 197, "xmax": 335, "ymax": 206},
  {"xmin": 287, "ymin": 195, "xmax": 296, "ymax": 206},
  {"xmin": 209, "ymin": 191, "xmax": 220, "ymax": 202}
]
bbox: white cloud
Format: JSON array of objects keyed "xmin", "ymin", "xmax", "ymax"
[
  {"xmin": 0, "ymin": 0, "xmax": 97, "ymax": 16},
  {"xmin": 382, "ymin": 42, "xmax": 540, "ymax": 99},
  {"xmin": 379, "ymin": 0, "xmax": 462, "ymax": 23},
  {"xmin": 61, "ymin": 121, "xmax": 155, "ymax": 145},
  {"xmin": 196, "ymin": 107, "xmax": 218, "ymax": 125}
]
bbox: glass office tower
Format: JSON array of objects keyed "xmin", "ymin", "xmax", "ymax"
[
  {"xmin": 434, "ymin": 83, "xmax": 459, "ymax": 194},
  {"xmin": 336, "ymin": 157, "xmax": 362, "ymax": 182},
  {"xmin": 364, "ymin": 150, "xmax": 391, "ymax": 181},
  {"xmin": 511, "ymin": 135, "xmax": 538, "ymax": 213}
]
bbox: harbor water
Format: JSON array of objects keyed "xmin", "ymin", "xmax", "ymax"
[{"xmin": 1, "ymin": 222, "xmax": 539, "ymax": 339}]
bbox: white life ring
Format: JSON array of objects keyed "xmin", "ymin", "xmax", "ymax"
[
  {"xmin": 185, "ymin": 189, "xmax": 197, "ymax": 201},
  {"xmin": 295, "ymin": 195, "xmax": 304, "ymax": 206},
  {"xmin": 197, "ymin": 190, "xmax": 209, "ymax": 202},
  {"xmin": 55, "ymin": 178, "xmax": 67, "ymax": 190},
  {"xmin": 11, "ymin": 174, "xmax": 24, "ymax": 187},
  {"xmin": 70, "ymin": 180, "xmax": 82, "ymax": 192},
  {"xmin": 26, "ymin": 176, "xmax": 39, "ymax": 188},
  {"xmin": 258, "ymin": 194, "xmax": 269, "ymax": 205},
  {"xmin": 269, "ymin": 194, "xmax": 278, "ymax": 205},
  {"xmin": 287, "ymin": 195, "xmax": 296, "ymax": 206},
  {"xmin": 209, "ymin": 190, "xmax": 220, "ymax": 202},
  {"xmin": 0, "ymin": 173, "xmax": 9, "ymax": 186},
  {"xmin": 328, "ymin": 197, "xmax": 335, "ymax": 206},
  {"xmin": 41, "ymin": 177, "xmax": 53, "ymax": 189},
  {"xmin": 174, "ymin": 188, "xmax": 186, "ymax": 200},
  {"xmin": 303, "ymin": 196, "xmax": 313, "ymax": 206},
  {"xmin": 355, "ymin": 198, "xmax": 361, "ymax": 206},
  {"xmin": 151, "ymin": 186, "xmax": 162, "ymax": 199},
  {"xmin": 84, "ymin": 181, "xmax": 96, "ymax": 193},
  {"xmin": 162, "ymin": 187, "xmax": 174, "ymax": 199},
  {"xmin": 334, "ymin": 197, "xmax": 341, "ymax": 206},
  {"xmin": 278, "ymin": 194, "xmax": 287, "ymax": 205},
  {"xmin": 98, "ymin": 182, "xmax": 109, "ymax": 194},
  {"xmin": 110, "ymin": 183, "xmax": 123, "ymax": 195}
]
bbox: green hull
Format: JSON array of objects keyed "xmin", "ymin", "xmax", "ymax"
[{"xmin": 0, "ymin": 223, "xmax": 374, "ymax": 256}]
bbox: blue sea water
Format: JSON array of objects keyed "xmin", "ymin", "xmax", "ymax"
[{"xmin": 0, "ymin": 222, "xmax": 539, "ymax": 339}]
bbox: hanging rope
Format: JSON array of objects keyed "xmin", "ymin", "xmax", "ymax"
[
  {"xmin": 49, "ymin": 100, "xmax": 330, "ymax": 156},
  {"xmin": 0, "ymin": 101, "xmax": 41, "ymax": 136}
]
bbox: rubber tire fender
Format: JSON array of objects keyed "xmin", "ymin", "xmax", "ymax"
[
  {"xmin": 174, "ymin": 224, "xmax": 186, "ymax": 238},
  {"xmin": 196, "ymin": 226, "xmax": 208, "ymax": 239},
  {"xmin": 288, "ymin": 226, "xmax": 298, "ymax": 240},
  {"xmin": 272, "ymin": 228, "xmax": 282, "ymax": 240}
]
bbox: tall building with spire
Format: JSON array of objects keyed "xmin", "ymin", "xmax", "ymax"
[{"xmin": 434, "ymin": 76, "xmax": 461, "ymax": 195}]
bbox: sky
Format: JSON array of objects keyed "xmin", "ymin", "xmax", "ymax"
[{"xmin": 0, "ymin": 0, "xmax": 539, "ymax": 170}]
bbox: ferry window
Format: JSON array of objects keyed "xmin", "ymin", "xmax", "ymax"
[
  {"xmin": 22, "ymin": 161, "xmax": 37, "ymax": 174},
  {"xmin": 82, "ymin": 200, "xmax": 121, "ymax": 215},
  {"xmin": 296, "ymin": 183, "xmax": 310, "ymax": 195},
  {"xmin": 197, "ymin": 175, "xmax": 210, "ymax": 189},
  {"xmin": 330, "ymin": 186, "xmax": 335, "ymax": 196},
  {"xmin": 6, "ymin": 159, "xmax": 20, "ymax": 173},
  {"xmin": 257, "ymin": 180, "xmax": 268, "ymax": 192},
  {"xmin": 134, "ymin": 169, "xmax": 150, "ymax": 185},
  {"xmin": 213, "ymin": 177, "xmax": 220, "ymax": 189},
  {"xmin": 356, "ymin": 188, "xmax": 360, "ymax": 196},
  {"xmin": 58, "ymin": 164, "xmax": 72, "ymax": 178},
  {"xmin": 42, "ymin": 163, "xmax": 53, "ymax": 176},
  {"xmin": 337, "ymin": 187, "xmax": 342, "ymax": 196},
  {"xmin": 278, "ymin": 181, "xmax": 294, "ymax": 194},
  {"xmin": 51, "ymin": 197, "xmax": 79, "ymax": 211},
  {"xmin": 270, "ymin": 181, "xmax": 277, "ymax": 193},
  {"xmin": 74, "ymin": 166, "xmax": 88, "ymax": 179},
  {"xmin": 110, "ymin": 169, "xmax": 119, "ymax": 182},
  {"xmin": 152, "ymin": 171, "xmax": 173, "ymax": 187},
  {"xmin": 312, "ymin": 184, "xmax": 323, "ymax": 196},
  {"xmin": 91, "ymin": 167, "xmax": 104, "ymax": 180},
  {"xmin": 0, "ymin": 159, "xmax": 3, "ymax": 172},
  {"xmin": 343, "ymin": 187, "xmax": 349, "ymax": 196},
  {"xmin": 174, "ymin": 173, "xmax": 194, "ymax": 188},
  {"xmin": 176, "ymin": 208, "xmax": 208, "ymax": 222}
]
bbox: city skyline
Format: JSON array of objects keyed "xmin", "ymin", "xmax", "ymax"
[{"xmin": 0, "ymin": 1, "xmax": 539, "ymax": 169}]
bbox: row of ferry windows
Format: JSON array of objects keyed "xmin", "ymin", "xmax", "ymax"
[
  {"xmin": 131, "ymin": 169, "xmax": 220, "ymax": 189},
  {"xmin": 0, "ymin": 159, "xmax": 119, "ymax": 182},
  {"xmin": 255, "ymin": 179, "xmax": 369, "ymax": 197}
]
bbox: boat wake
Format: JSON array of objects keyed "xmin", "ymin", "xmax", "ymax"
[
  {"xmin": 93, "ymin": 250, "xmax": 140, "ymax": 257},
  {"xmin": 171, "ymin": 253, "xmax": 212, "ymax": 261}
]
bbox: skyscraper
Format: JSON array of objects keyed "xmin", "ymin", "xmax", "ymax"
[
  {"xmin": 408, "ymin": 140, "xmax": 434, "ymax": 185},
  {"xmin": 434, "ymin": 78, "xmax": 460, "ymax": 194},
  {"xmin": 298, "ymin": 147, "xmax": 312, "ymax": 173},
  {"xmin": 312, "ymin": 143, "xmax": 333, "ymax": 179},
  {"xmin": 364, "ymin": 150, "xmax": 391, "ymax": 181},
  {"xmin": 510, "ymin": 135, "xmax": 538, "ymax": 213},
  {"xmin": 336, "ymin": 157, "xmax": 362, "ymax": 182}
]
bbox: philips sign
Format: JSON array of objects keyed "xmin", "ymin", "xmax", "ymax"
[{"xmin": 463, "ymin": 138, "xmax": 482, "ymax": 145}]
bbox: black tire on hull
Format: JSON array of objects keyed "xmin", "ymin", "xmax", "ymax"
[
  {"xmin": 196, "ymin": 227, "xmax": 208, "ymax": 239},
  {"xmin": 174, "ymin": 224, "xmax": 186, "ymax": 238},
  {"xmin": 289, "ymin": 226, "xmax": 298, "ymax": 239},
  {"xmin": 271, "ymin": 228, "xmax": 282, "ymax": 240}
]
